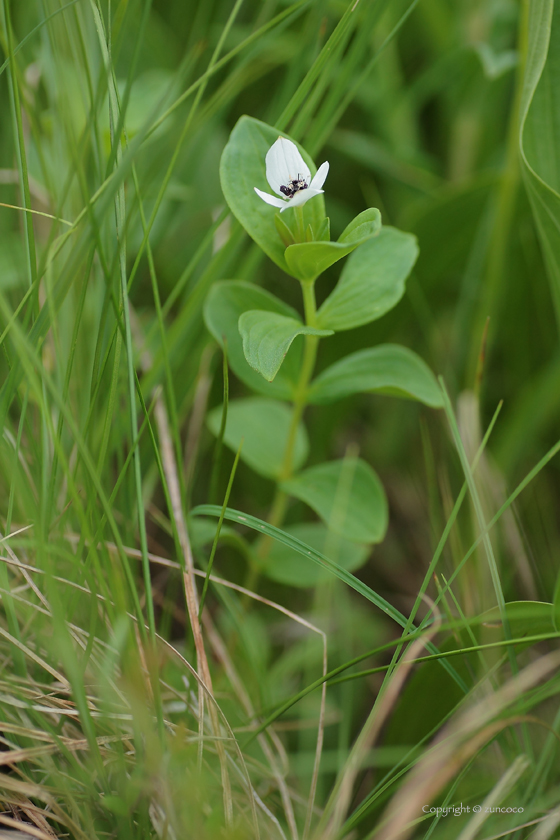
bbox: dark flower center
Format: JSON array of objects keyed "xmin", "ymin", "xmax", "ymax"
[{"xmin": 279, "ymin": 176, "xmax": 308, "ymax": 199}]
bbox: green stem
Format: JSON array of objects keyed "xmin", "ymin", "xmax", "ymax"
[
  {"xmin": 256, "ymin": 280, "xmax": 319, "ymax": 557},
  {"xmin": 294, "ymin": 204, "xmax": 306, "ymax": 242},
  {"xmin": 279, "ymin": 333, "xmax": 319, "ymax": 482},
  {"xmin": 301, "ymin": 279, "xmax": 317, "ymax": 325}
]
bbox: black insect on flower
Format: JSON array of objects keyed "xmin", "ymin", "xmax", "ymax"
[{"xmin": 280, "ymin": 175, "xmax": 309, "ymax": 198}]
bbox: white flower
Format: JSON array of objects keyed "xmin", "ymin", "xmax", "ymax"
[{"xmin": 254, "ymin": 137, "xmax": 329, "ymax": 213}]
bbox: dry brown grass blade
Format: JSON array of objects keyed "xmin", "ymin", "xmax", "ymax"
[
  {"xmin": 0, "ymin": 587, "xmax": 259, "ymax": 838},
  {"xmin": 0, "ymin": 813, "xmax": 56, "ymax": 840},
  {"xmin": 0, "ymin": 743, "xmax": 76, "ymax": 767},
  {"xmin": 119, "ymin": 539, "xmax": 327, "ymax": 839},
  {"xmin": 155, "ymin": 633, "xmax": 260, "ymax": 837},
  {"xmin": 479, "ymin": 815, "xmax": 560, "ymax": 840},
  {"xmin": 131, "ymin": 308, "xmax": 234, "ymax": 827},
  {"xmin": 455, "ymin": 754, "xmax": 529, "ymax": 840},
  {"xmin": 316, "ymin": 600, "xmax": 442, "ymax": 840},
  {"xmin": 0, "ymin": 790, "xmax": 90, "ymax": 840},
  {"xmin": 130, "ymin": 313, "xmax": 210, "ymax": 683},
  {"xmin": 0, "ymin": 527, "xmax": 48, "ymax": 610},
  {"xmin": 374, "ymin": 650, "xmax": 560, "ymax": 840},
  {"xmin": 153, "ymin": 393, "xmax": 206, "ymax": 660},
  {"xmin": 153, "ymin": 391, "xmax": 234, "ymax": 824},
  {"xmin": 2, "ymin": 530, "xmax": 329, "ymax": 838},
  {"xmin": 155, "ymin": 568, "xmax": 329, "ymax": 839},
  {"xmin": 183, "ymin": 345, "xmax": 215, "ymax": 493},
  {"xmin": 0, "ymin": 721, "xmax": 130, "ymax": 758},
  {"xmin": 457, "ymin": 392, "xmax": 537, "ymax": 602},
  {"xmin": 0, "ymin": 627, "xmax": 67, "ymax": 687},
  {"xmin": 532, "ymin": 808, "xmax": 560, "ymax": 840},
  {"xmin": 65, "ymin": 533, "xmax": 329, "ymax": 836},
  {"xmin": 203, "ymin": 611, "xmax": 300, "ymax": 840},
  {"xmin": 0, "ymin": 775, "xmax": 55, "ymax": 804}
]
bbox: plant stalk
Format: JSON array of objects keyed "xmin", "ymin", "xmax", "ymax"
[{"xmin": 257, "ymin": 279, "xmax": 319, "ymax": 555}]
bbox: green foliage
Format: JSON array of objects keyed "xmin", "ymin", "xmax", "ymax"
[
  {"xmin": 285, "ymin": 238, "xmax": 366, "ymax": 282},
  {"xmin": 213, "ymin": 120, "xmax": 428, "ymax": 624},
  {"xmin": 308, "ymin": 344, "xmax": 444, "ymax": 407},
  {"xmin": 193, "ymin": 505, "xmax": 430, "ymax": 629},
  {"xmin": 204, "ymin": 280, "xmax": 300, "ymax": 398},
  {"xmin": 520, "ymin": 0, "xmax": 560, "ymax": 321},
  {"xmin": 284, "ymin": 207, "xmax": 381, "ymax": 281},
  {"xmin": 338, "ymin": 207, "xmax": 382, "ymax": 245},
  {"xmin": 258, "ymin": 522, "xmax": 369, "ymax": 586},
  {"xmin": 281, "ymin": 457, "xmax": 388, "ymax": 544},
  {"xmin": 239, "ymin": 310, "xmax": 332, "ymax": 381},
  {"xmin": 315, "ymin": 227, "xmax": 419, "ymax": 331},
  {"xmin": 479, "ymin": 600, "xmax": 557, "ymax": 643},
  {"xmin": 207, "ymin": 397, "xmax": 309, "ymax": 478}
]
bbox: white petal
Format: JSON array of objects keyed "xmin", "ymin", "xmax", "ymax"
[
  {"xmin": 266, "ymin": 137, "xmax": 310, "ymax": 196},
  {"xmin": 254, "ymin": 187, "xmax": 286, "ymax": 209},
  {"xmin": 279, "ymin": 188, "xmax": 323, "ymax": 212},
  {"xmin": 310, "ymin": 161, "xmax": 329, "ymax": 191}
]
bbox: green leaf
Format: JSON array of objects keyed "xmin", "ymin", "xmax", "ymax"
[
  {"xmin": 316, "ymin": 226, "xmax": 419, "ymax": 331},
  {"xmin": 274, "ymin": 213, "xmax": 296, "ymax": 247},
  {"xmin": 284, "ymin": 241, "xmax": 357, "ymax": 282},
  {"xmin": 284, "ymin": 208, "xmax": 381, "ymax": 282},
  {"xmin": 220, "ymin": 116, "xmax": 326, "ymax": 275},
  {"xmin": 239, "ymin": 310, "xmax": 333, "ymax": 382},
  {"xmin": 478, "ymin": 601, "xmax": 556, "ymax": 643},
  {"xmin": 203, "ymin": 280, "xmax": 301, "ymax": 399},
  {"xmin": 338, "ymin": 207, "xmax": 382, "ymax": 244},
  {"xmin": 281, "ymin": 457, "xmax": 388, "ymax": 544},
  {"xmin": 308, "ymin": 344, "xmax": 443, "ymax": 408},
  {"xmin": 520, "ymin": 0, "xmax": 560, "ymax": 322},
  {"xmin": 207, "ymin": 398, "xmax": 308, "ymax": 479},
  {"xmin": 188, "ymin": 517, "xmax": 235, "ymax": 549},
  {"xmin": 259, "ymin": 522, "xmax": 369, "ymax": 587}
]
